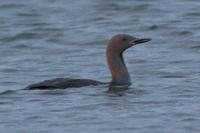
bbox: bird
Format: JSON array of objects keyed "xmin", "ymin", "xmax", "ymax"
[{"xmin": 24, "ymin": 34, "xmax": 151, "ymax": 90}]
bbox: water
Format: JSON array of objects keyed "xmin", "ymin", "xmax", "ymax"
[{"xmin": 0, "ymin": 0, "xmax": 200, "ymax": 132}]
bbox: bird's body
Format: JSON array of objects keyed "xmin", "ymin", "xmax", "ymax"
[
  {"xmin": 25, "ymin": 78, "xmax": 102, "ymax": 90},
  {"xmin": 25, "ymin": 34, "xmax": 151, "ymax": 90}
]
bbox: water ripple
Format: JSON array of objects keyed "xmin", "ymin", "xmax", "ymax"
[
  {"xmin": 1, "ymin": 32, "xmax": 43, "ymax": 42},
  {"xmin": 0, "ymin": 3, "xmax": 27, "ymax": 10}
]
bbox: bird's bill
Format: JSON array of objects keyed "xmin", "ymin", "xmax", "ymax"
[{"xmin": 129, "ymin": 38, "xmax": 151, "ymax": 44}]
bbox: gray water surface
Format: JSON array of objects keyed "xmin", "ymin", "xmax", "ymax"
[{"xmin": 0, "ymin": 0, "xmax": 200, "ymax": 133}]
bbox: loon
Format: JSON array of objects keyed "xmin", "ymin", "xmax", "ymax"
[{"xmin": 25, "ymin": 34, "xmax": 151, "ymax": 90}]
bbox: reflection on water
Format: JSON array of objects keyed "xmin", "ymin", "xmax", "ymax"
[
  {"xmin": 107, "ymin": 85, "xmax": 130, "ymax": 95},
  {"xmin": 0, "ymin": 0, "xmax": 200, "ymax": 133}
]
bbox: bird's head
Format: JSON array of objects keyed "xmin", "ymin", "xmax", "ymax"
[{"xmin": 108, "ymin": 34, "xmax": 151, "ymax": 53}]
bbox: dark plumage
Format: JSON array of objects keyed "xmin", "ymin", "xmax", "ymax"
[
  {"xmin": 25, "ymin": 78, "xmax": 102, "ymax": 90},
  {"xmin": 25, "ymin": 34, "xmax": 151, "ymax": 90}
]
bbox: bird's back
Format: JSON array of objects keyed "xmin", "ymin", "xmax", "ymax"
[{"xmin": 24, "ymin": 78, "xmax": 102, "ymax": 90}]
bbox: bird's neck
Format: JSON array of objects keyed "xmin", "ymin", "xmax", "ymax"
[{"xmin": 106, "ymin": 47, "xmax": 130, "ymax": 85}]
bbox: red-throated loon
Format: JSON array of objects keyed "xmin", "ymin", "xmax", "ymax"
[{"xmin": 25, "ymin": 34, "xmax": 151, "ymax": 90}]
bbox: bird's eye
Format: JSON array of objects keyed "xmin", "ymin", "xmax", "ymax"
[{"xmin": 122, "ymin": 38, "xmax": 126, "ymax": 41}]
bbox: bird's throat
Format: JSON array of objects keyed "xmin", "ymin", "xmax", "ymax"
[{"xmin": 107, "ymin": 51, "xmax": 130, "ymax": 85}]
